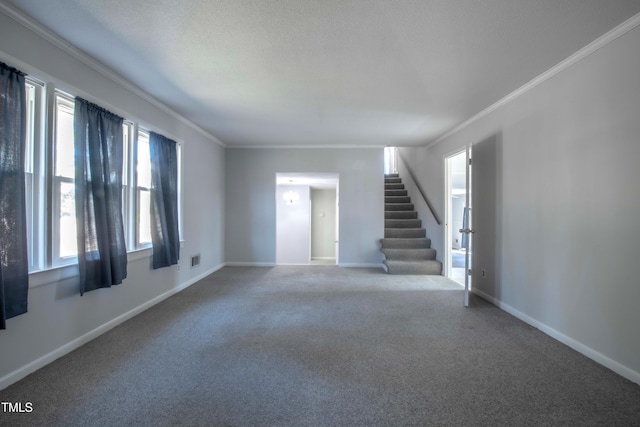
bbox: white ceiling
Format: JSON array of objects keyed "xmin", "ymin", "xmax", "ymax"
[{"xmin": 5, "ymin": 0, "xmax": 640, "ymax": 147}]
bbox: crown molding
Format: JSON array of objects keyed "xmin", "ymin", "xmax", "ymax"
[
  {"xmin": 0, "ymin": 1, "xmax": 226, "ymax": 148},
  {"xmin": 427, "ymin": 11, "xmax": 640, "ymax": 148},
  {"xmin": 227, "ymin": 144, "xmax": 385, "ymax": 149}
]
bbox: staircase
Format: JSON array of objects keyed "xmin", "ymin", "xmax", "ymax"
[{"xmin": 381, "ymin": 173, "xmax": 442, "ymax": 275}]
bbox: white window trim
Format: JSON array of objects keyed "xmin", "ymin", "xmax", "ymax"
[
  {"xmin": 135, "ymin": 128, "xmax": 152, "ymax": 249},
  {"xmin": 29, "ymin": 247, "xmax": 153, "ymax": 289},
  {"xmin": 177, "ymin": 142, "xmax": 183, "ymax": 240},
  {"xmin": 51, "ymin": 91, "xmax": 77, "ymax": 267},
  {"xmin": 122, "ymin": 120, "xmax": 135, "ymax": 250},
  {"xmin": 25, "ymin": 77, "xmax": 46, "ymax": 273}
]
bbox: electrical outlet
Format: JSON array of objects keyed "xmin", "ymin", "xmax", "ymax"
[
  {"xmin": 177, "ymin": 264, "xmax": 181, "ymax": 271},
  {"xmin": 481, "ymin": 269, "xmax": 486, "ymax": 278}
]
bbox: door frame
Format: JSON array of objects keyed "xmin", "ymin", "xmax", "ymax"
[
  {"xmin": 463, "ymin": 146, "xmax": 473, "ymax": 307},
  {"xmin": 444, "ymin": 147, "xmax": 473, "ymax": 305},
  {"xmin": 309, "ymin": 186, "xmax": 339, "ymax": 265},
  {"xmin": 444, "ymin": 149, "xmax": 465, "ymax": 279},
  {"xmin": 276, "ymin": 173, "xmax": 339, "ymax": 265}
]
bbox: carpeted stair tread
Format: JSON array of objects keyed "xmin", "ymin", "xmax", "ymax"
[
  {"xmin": 385, "ymin": 219, "xmax": 422, "ymax": 229},
  {"xmin": 385, "ymin": 196, "xmax": 411, "ymax": 204},
  {"xmin": 385, "ymin": 177, "xmax": 402, "ymax": 184},
  {"xmin": 384, "ymin": 173, "xmax": 399, "ymax": 178},
  {"xmin": 385, "ymin": 228, "xmax": 426, "ymax": 238},
  {"xmin": 385, "ymin": 211, "xmax": 418, "ymax": 220},
  {"xmin": 385, "ymin": 183, "xmax": 404, "ymax": 190},
  {"xmin": 382, "ymin": 248, "xmax": 437, "ymax": 260},
  {"xmin": 383, "ymin": 259, "xmax": 443, "ymax": 275},
  {"xmin": 385, "ymin": 203, "xmax": 414, "ymax": 211},
  {"xmin": 385, "ymin": 189, "xmax": 408, "ymax": 197},
  {"xmin": 380, "ymin": 237, "xmax": 431, "ymax": 249}
]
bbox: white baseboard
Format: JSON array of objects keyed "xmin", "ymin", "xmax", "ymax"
[
  {"xmin": 224, "ymin": 262, "xmax": 276, "ymax": 267},
  {"xmin": 225, "ymin": 262, "xmax": 384, "ymax": 269},
  {"xmin": 471, "ymin": 288, "xmax": 640, "ymax": 386},
  {"xmin": 0, "ymin": 263, "xmax": 224, "ymax": 391},
  {"xmin": 276, "ymin": 263, "xmax": 311, "ymax": 266},
  {"xmin": 339, "ymin": 263, "xmax": 385, "ymax": 269}
]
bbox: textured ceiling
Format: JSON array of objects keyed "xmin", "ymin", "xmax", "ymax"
[{"xmin": 5, "ymin": 0, "xmax": 640, "ymax": 147}]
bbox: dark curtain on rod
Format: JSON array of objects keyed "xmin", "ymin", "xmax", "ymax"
[
  {"xmin": 0, "ymin": 62, "xmax": 29, "ymax": 329},
  {"xmin": 149, "ymin": 132, "xmax": 179, "ymax": 269},
  {"xmin": 74, "ymin": 97, "xmax": 127, "ymax": 295}
]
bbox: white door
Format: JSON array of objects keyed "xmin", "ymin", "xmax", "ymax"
[
  {"xmin": 335, "ymin": 194, "xmax": 339, "ymax": 265},
  {"xmin": 461, "ymin": 146, "xmax": 474, "ymax": 307}
]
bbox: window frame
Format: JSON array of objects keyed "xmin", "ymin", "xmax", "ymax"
[
  {"xmin": 176, "ymin": 142, "xmax": 183, "ymax": 240},
  {"xmin": 24, "ymin": 77, "xmax": 46, "ymax": 273},
  {"xmin": 50, "ymin": 91, "xmax": 77, "ymax": 267},
  {"xmin": 122, "ymin": 120, "xmax": 135, "ymax": 250},
  {"xmin": 134, "ymin": 128, "xmax": 152, "ymax": 249}
]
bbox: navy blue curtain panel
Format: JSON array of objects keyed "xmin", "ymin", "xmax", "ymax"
[
  {"xmin": 149, "ymin": 132, "xmax": 179, "ymax": 269},
  {"xmin": 74, "ymin": 98, "xmax": 127, "ymax": 295},
  {"xmin": 0, "ymin": 62, "xmax": 29, "ymax": 329}
]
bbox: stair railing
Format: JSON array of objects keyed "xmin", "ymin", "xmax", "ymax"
[{"xmin": 397, "ymin": 152, "xmax": 442, "ymax": 225}]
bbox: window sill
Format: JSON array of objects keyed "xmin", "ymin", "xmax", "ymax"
[
  {"xmin": 29, "ymin": 263, "xmax": 79, "ymax": 289},
  {"xmin": 128, "ymin": 246, "xmax": 152, "ymax": 262},
  {"xmin": 28, "ymin": 242, "xmax": 184, "ymax": 289},
  {"xmin": 29, "ymin": 247, "xmax": 153, "ymax": 289}
]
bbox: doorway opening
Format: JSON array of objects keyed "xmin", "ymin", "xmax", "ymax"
[
  {"xmin": 275, "ymin": 173, "xmax": 339, "ymax": 265},
  {"xmin": 384, "ymin": 147, "xmax": 397, "ymax": 175},
  {"xmin": 445, "ymin": 151, "xmax": 468, "ymax": 286},
  {"xmin": 310, "ymin": 187, "xmax": 338, "ymax": 265}
]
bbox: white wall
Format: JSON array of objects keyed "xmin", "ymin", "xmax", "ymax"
[
  {"xmin": 276, "ymin": 184, "xmax": 310, "ymax": 264},
  {"xmin": 311, "ymin": 188, "xmax": 337, "ymax": 259},
  {"xmin": 226, "ymin": 148, "xmax": 383, "ymax": 267},
  {"xmin": 0, "ymin": 10, "xmax": 225, "ymax": 388},
  {"xmin": 402, "ymin": 22, "xmax": 640, "ymax": 383}
]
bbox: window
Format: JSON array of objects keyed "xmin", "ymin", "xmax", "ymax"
[
  {"xmin": 176, "ymin": 143, "xmax": 182, "ymax": 238},
  {"xmin": 136, "ymin": 130, "xmax": 152, "ymax": 247},
  {"xmin": 24, "ymin": 78, "xmax": 44, "ymax": 272},
  {"xmin": 122, "ymin": 121, "xmax": 134, "ymax": 248},
  {"xmin": 19, "ymin": 77, "xmax": 182, "ymax": 274},
  {"xmin": 24, "ymin": 81, "xmax": 36, "ymax": 269},
  {"xmin": 52, "ymin": 92, "xmax": 77, "ymax": 264}
]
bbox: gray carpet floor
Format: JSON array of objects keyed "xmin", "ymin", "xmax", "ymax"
[{"xmin": 1, "ymin": 266, "xmax": 639, "ymax": 426}]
